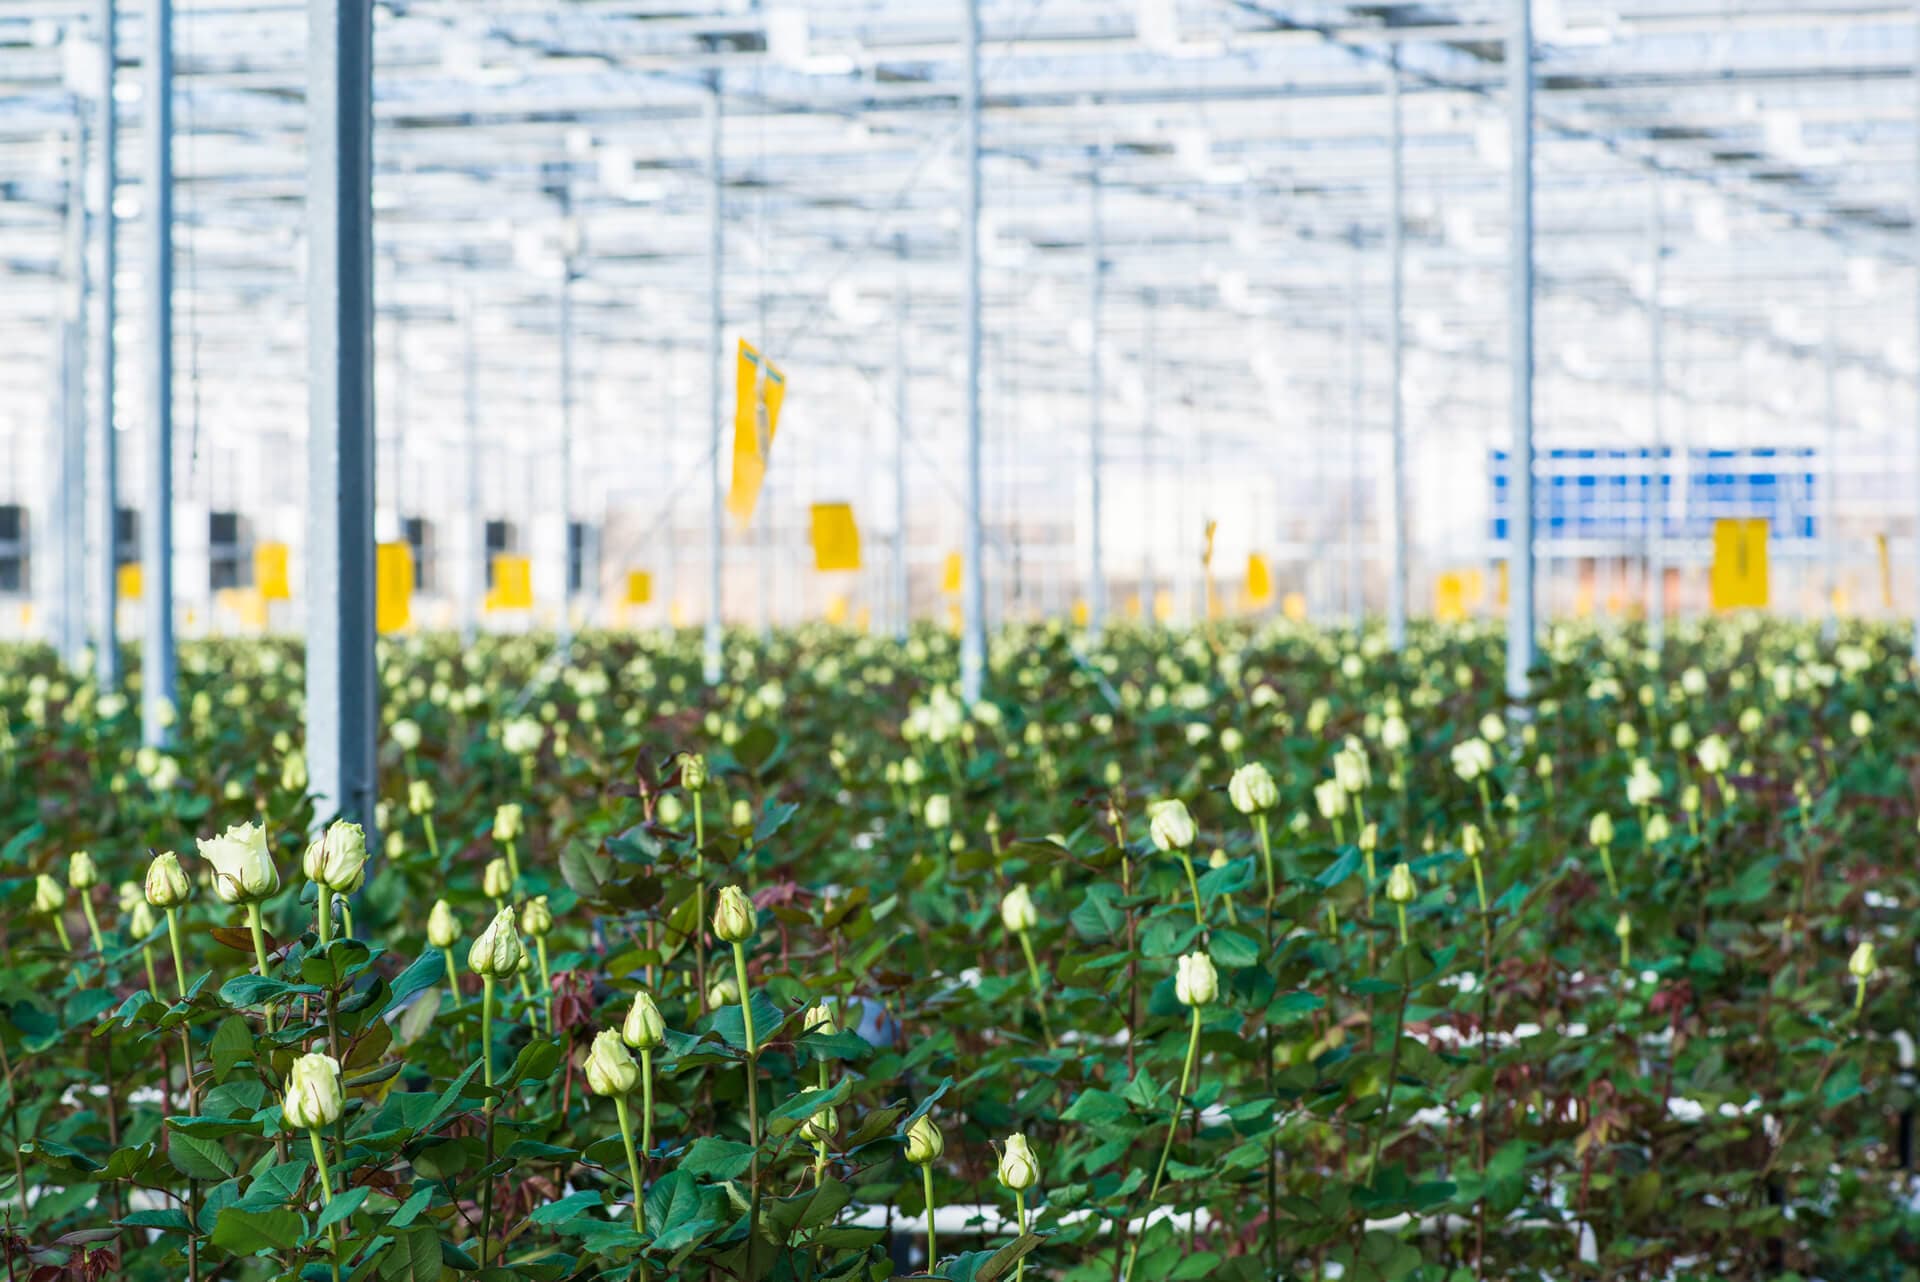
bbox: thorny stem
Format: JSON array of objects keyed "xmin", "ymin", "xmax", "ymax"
[
  {"xmin": 922, "ymin": 1163, "xmax": 938, "ymax": 1270},
  {"xmin": 1255, "ymin": 813, "xmax": 1274, "ymax": 911},
  {"xmin": 1015, "ymin": 930, "xmax": 1055, "ymax": 1047},
  {"xmin": 615, "ymin": 1094, "xmax": 646, "ymax": 1234},
  {"xmin": 1178, "ymin": 854, "xmax": 1204, "ymax": 927},
  {"xmin": 246, "ymin": 903, "xmax": 276, "ymax": 1032},
  {"xmin": 80, "ymin": 894, "xmax": 105, "ymax": 956},
  {"xmin": 308, "ymin": 1129, "xmax": 341, "ymax": 1282}
]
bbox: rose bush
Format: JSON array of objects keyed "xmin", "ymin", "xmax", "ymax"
[{"xmin": 0, "ymin": 618, "xmax": 1911, "ymax": 1279}]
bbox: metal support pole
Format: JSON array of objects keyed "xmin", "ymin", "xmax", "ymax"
[
  {"xmin": 1823, "ymin": 299, "xmax": 1839, "ymax": 644},
  {"xmin": 1142, "ymin": 291, "xmax": 1157, "ymax": 621},
  {"xmin": 1912, "ymin": 0, "xmax": 1920, "ymax": 660},
  {"xmin": 305, "ymin": 0, "xmax": 376, "ymax": 828},
  {"xmin": 959, "ymin": 0, "xmax": 986, "ymax": 703},
  {"xmin": 59, "ymin": 114, "xmax": 90, "ymax": 672},
  {"xmin": 1504, "ymin": 0, "xmax": 1536, "ymax": 704},
  {"xmin": 141, "ymin": 0, "xmax": 174, "ymax": 748},
  {"xmin": 893, "ymin": 233, "xmax": 911, "ymax": 641},
  {"xmin": 1385, "ymin": 52, "xmax": 1408, "ymax": 650},
  {"xmin": 461, "ymin": 290, "xmax": 480, "ymax": 647},
  {"xmin": 1646, "ymin": 175, "xmax": 1666, "ymax": 651},
  {"xmin": 703, "ymin": 71, "xmax": 724, "ymax": 684},
  {"xmin": 1346, "ymin": 228, "xmax": 1363, "ymax": 629},
  {"xmin": 1087, "ymin": 150, "xmax": 1106, "ymax": 635},
  {"xmin": 558, "ymin": 250, "xmax": 575, "ymax": 654},
  {"xmin": 94, "ymin": 0, "xmax": 120, "ymax": 689}
]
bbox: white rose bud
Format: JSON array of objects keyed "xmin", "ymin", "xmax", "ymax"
[
  {"xmin": 999, "ymin": 883, "xmax": 1038, "ymax": 935},
  {"xmin": 624, "ymin": 990, "xmax": 666, "ymax": 1050},
  {"xmin": 198, "ymin": 822, "xmax": 280, "ymax": 905},
  {"xmin": 145, "ymin": 852, "xmax": 192, "ymax": 909},
  {"xmin": 1849, "ymin": 940, "xmax": 1878, "ymax": 980},
  {"xmin": 494, "ymin": 803, "xmax": 523, "ymax": 842},
  {"xmin": 282, "ymin": 1052, "xmax": 344, "ymax": 1130},
  {"xmin": 304, "ymin": 820, "xmax": 367, "ymax": 893},
  {"xmin": 678, "ymin": 753, "xmax": 708, "ymax": 791},
  {"xmin": 519, "ymin": 895, "xmax": 553, "ymax": 938},
  {"xmin": 467, "ymin": 907, "xmax": 524, "ymax": 979},
  {"xmin": 1460, "ymin": 824, "xmax": 1485, "ymax": 858},
  {"xmin": 1175, "ymin": 951, "xmax": 1218, "ymax": 1007},
  {"xmin": 803, "ymin": 1001, "xmax": 837, "ymax": 1037},
  {"xmin": 407, "ymin": 779, "xmax": 435, "ymax": 816},
  {"xmin": 585, "ymin": 1028, "xmax": 640, "ymax": 1097},
  {"xmin": 924, "ymin": 794, "xmax": 952, "ymax": 830},
  {"xmin": 1385, "ymin": 862, "xmax": 1416, "ymax": 904},
  {"xmin": 1589, "ymin": 812, "xmax": 1614, "ymax": 846},
  {"xmin": 33, "ymin": 873, "xmax": 64, "ymax": 915},
  {"xmin": 483, "ymin": 858, "xmax": 513, "ymax": 901},
  {"xmin": 1148, "ymin": 799, "xmax": 1197, "ymax": 852},
  {"xmin": 1228, "ymin": 763, "xmax": 1278, "ymax": 815},
  {"xmin": 997, "ymin": 1133, "xmax": 1039, "ymax": 1191},
  {"xmin": 68, "ymin": 851, "xmax": 98, "ymax": 890},
  {"xmin": 713, "ymin": 885, "xmax": 756, "ymax": 943},
  {"xmin": 391, "ymin": 718, "xmax": 422, "ymax": 752},
  {"xmin": 905, "ymin": 1114, "xmax": 945, "ymax": 1164},
  {"xmin": 427, "ymin": 899, "xmax": 458, "ymax": 949}
]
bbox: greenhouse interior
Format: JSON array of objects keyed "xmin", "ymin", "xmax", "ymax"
[{"xmin": 5, "ymin": 0, "xmax": 1920, "ymax": 1278}]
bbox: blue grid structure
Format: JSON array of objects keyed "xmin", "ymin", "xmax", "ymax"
[{"xmin": 1490, "ymin": 447, "xmax": 1817, "ymax": 544}]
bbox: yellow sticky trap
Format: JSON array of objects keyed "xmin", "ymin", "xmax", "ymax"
[
  {"xmin": 854, "ymin": 605, "xmax": 871, "ymax": 633},
  {"xmin": 1462, "ymin": 569, "xmax": 1486, "ymax": 610},
  {"xmin": 1282, "ymin": 591, "xmax": 1307, "ymax": 622},
  {"xmin": 486, "ymin": 555, "xmax": 533, "ymax": 612},
  {"xmin": 1246, "ymin": 553, "xmax": 1273, "ymax": 606},
  {"xmin": 1071, "ymin": 598, "xmax": 1089, "ymax": 627},
  {"xmin": 942, "ymin": 552, "xmax": 963, "ymax": 594},
  {"xmin": 824, "ymin": 594, "xmax": 849, "ymax": 625},
  {"xmin": 1496, "ymin": 562, "xmax": 1509, "ymax": 609},
  {"xmin": 1709, "ymin": 518, "xmax": 1769, "ymax": 611},
  {"xmin": 118, "ymin": 563, "xmax": 143, "ymax": 602},
  {"xmin": 1435, "ymin": 572, "xmax": 1465, "ymax": 622},
  {"xmin": 376, "ymin": 541, "xmax": 413, "ymax": 633},
  {"xmin": 255, "ymin": 542, "xmax": 291, "ymax": 601},
  {"xmin": 810, "ymin": 503, "xmax": 862, "ymax": 571},
  {"xmin": 669, "ymin": 599, "xmax": 689, "ymax": 628},
  {"xmin": 1877, "ymin": 532, "xmax": 1892, "ymax": 608},
  {"xmin": 625, "ymin": 571, "xmax": 653, "ymax": 606},
  {"xmin": 727, "ymin": 339, "xmax": 786, "ymax": 527},
  {"xmin": 1153, "ymin": 589, "xmax": 1173, "ymax": 622}
]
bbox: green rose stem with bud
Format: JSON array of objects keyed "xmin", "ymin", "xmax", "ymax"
[
  {"xmin": 587, "ymin": 1030, "xmax": 647, "ymax": 1246},
  {"xmin": 1148, "ymin": 799, "xmax": 1202, "ymax": 925},
  {"xmin": 906, "ymin": 1114, "xmax": 945, "ymax": 1269},
  {"xmin": 69, "ymin": 852, "xmax": 104, "ymax": 954},
  {"xmin": 522, "ymin": 897, "xmax": 555, "ymax": 1033},
  {"xmin": 34, "ymin": 875, "xmax": 71, "ymax": 951},
  {"xmin": 469, "ymin": 908, "xmax": 524, "ymax": 1266},
  {"xmin": 998, "ymin": 1134, "xmax": 1040, "ymax": 1282},
  {"xmin": 285, "ymin": 1052, "xmax": 344, "ymax": 1282},
  {"xmin": 681, "ymin": 753, "xmax": 711, "ymax": 1016},
  {"xmin": 1126, "ymin": 952, "xmax": 1216, "ymax": 1281},
  {"xmin": 999, "ymin": 885, "xmax": 1054, "ymax": 1047},
  {"xmin": 714, "ymin": 886, "xmax": 762, "ymax": 1239}
]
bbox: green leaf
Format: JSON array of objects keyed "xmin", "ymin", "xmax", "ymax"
[
  {"xmin": 318, "ymin": 1187, "xmax": 369, "ymax": 1231},
  {"xmin": 502, "ymin": 1038, "xmax": 562, "ymax": 1087},
  {"xmin": 378, "ymin": 1225, "xmax": 442, "ymax": 1282},
  {"xmin": 389, "ymin": 950, "xmax": 445, "ymax": 1009},
  {"xmin": 529, "ymin": 1189, "xmax": 605, "ymax": 1228},
  {"xmin": 1208, "ymin": 928, "xmax": 1261, "ymax": 969},
  {"xmin": 219, "ymin": 974, "xmax": 319, "ymax": 1007},
  {"xmin": 210, "ymin": 1015, "xmax": 253, "ymax": 1083},
  {"xmin": 210, "ymin": 1206, "xmax": 303, "ymax": 1255},
  {"xmin": 679, "ymin": 1136, "xmax": 755, "ymax": 1181},
  {"xmin": 168, "ymin": 1131, "xmax": 238, "ymax": 1182},
  {"xmin": 1070, "ymin": 884, "xmax": 1127, "ymax": 941}
]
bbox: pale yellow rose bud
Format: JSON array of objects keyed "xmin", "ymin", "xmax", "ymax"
[
  {"xmin": 197, "ymin": 822, "xmax": 279, "ymax": 905},
  {"xmin": 997, "ymin": 1133, "xmax": 1039, "ymax": 1191},
  {"xmin": 623, "ymin": 990, "xmax": 665, "ymax": 1050},
  {"xmin": 585, "ymin": 1029, "xmax": 640, "ymax": 1097},
  {"xmin": 519, "ymin": 895, "xmax": 553, "ymax": 938},
  {"xmin": 283, "ymin": 1052, "xmax": 344, "ymax": 1129},
  {"xmin": 1386, "ymin": 862, "xmax": 1416, "ymax": 904},
  {"xmin": 68, "ymin": 851, "xmax": 98, "ymax": 890},
  {"xmin": 145, "ymin": 852, "xmax": 191, "ymax": 909},
  {"xmin": 467, "ymin": 907, "xmax": 524, "ymax": 979},
  {"xmin": 427, "ymin": 899, "xmax": 458, "ymax": 949},
  {"xmin": 999, "ymin": 883, "xmax": 1037, "ymax": 935},
  {"xmin": 713, "ymin": 885, "xmax": 756, "ymax": 943},
  {"xmin": 34, "ymin": 873, "xmax": 64, "ymax": 915},
  {"xmin": 1175, "ymin": 951, "xmax": 1218, "ymax": 1007},
  {"xmin": 905, "ymin": 1113, "xmax": 944, "ymax": 1164},
  {"xmin": 1148, "ymin": 799, "xmax": 1197, "ymax": 852},
  {"xmin": 483, "ymin": 858, "xmax": 512, "ymax": 901}
]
